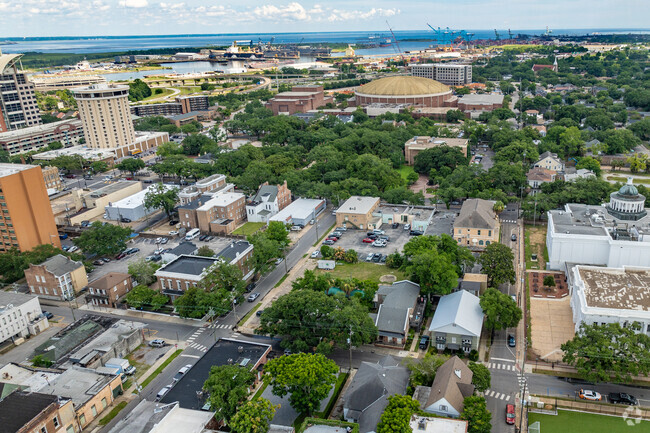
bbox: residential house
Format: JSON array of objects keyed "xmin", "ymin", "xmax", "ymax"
[
  {"xmin": 0, "ymin": 292, "xmax": 49, "ymax": 344},
  {"xmin": 0, "ymin": 390, "xmax": 80, "ymax": 433},
  {"xmin": 534, "ymin": 151, "xmax": 564, "ymax": 173},
  {"xmin": 343, "ymin": 355, "xmax": 410, "ymax": 433},
  {"xmin": 246, "ymin": 181, "xmax": 292, "ymax": 223},
  {"xmin": 527, "ymin": 166, "xmax": 556, "ymax": 189},
  {"xmin": 336, "ymin": 196, "xmax": 381, "ymax": 230},
  {"xmin": 161, "ymin": 241, "xmax": 198, "ymax": 263},
  {"xmin": 373, "ymin": 280, "xmax": 422, "ymax": 346},
  {"xmin": 453, "ymin": 199, "xmax": 499, "ymax": 249},
  {"xmin": 413, "ymin": 356, "xmax": 475, "ymax": 418},
  {"xmin": 428, "ymin": 290, "xmax": 484, "ymax": 353},
  {"xmin": 25, "ymin": 254, "xmax": 88, "ymax": 301},
  {"xmin": 155, "ymin": 255, "xmax": 218, "ymax": 298},
  {"xmin": 454, "ymin": 273, "xmax": 488, "ymax": 297},
  {"xmin": 86, "ymin": 273, "xmax": 133, "ymax": 308},
  {"xmin": 562, "ymin": 168, "xmax": 596, "ymax": 182},
  {"xmin": 216, "ymin": 240, "xmax": 254, "ymax": 281}
]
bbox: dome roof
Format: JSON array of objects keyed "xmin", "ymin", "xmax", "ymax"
[
  {"xmin": 356, "ymin": 76, "xmax": 451, "ymax": 96},
  {"xmin": 618, "ymin": 178, "xmax": 639, "ymax": 197}
]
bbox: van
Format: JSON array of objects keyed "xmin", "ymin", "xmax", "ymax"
[{"xmin": 185, "ymin": 228, "xmax": 200, "ymax": 241}]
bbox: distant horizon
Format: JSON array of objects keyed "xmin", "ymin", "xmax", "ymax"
[{"xmin": 2, "ymin": 27, "xmax": 650, "ymax": 40}]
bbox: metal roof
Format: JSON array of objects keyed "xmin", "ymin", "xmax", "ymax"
[
  {"xmin": 428, "ymin": 290, "xmax": 484, "ymax": 337},
  {"xmin": 357, "ymin": 76, "xmax": 450, "ymax": 96}
]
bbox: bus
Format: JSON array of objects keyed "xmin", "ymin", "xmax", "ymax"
[{"xmin": 185, "ymin": 228, "xmax": 200, "ymax": 241}]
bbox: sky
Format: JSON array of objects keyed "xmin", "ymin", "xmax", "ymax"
[{"xmin": 0, "ymin": 0, "xmax": 647, "ymax": 37}]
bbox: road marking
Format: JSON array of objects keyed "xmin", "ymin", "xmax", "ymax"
[
  {"xmin": 181, "ymin": 354, "xmax": 200, "ymax": 359},
  {"xmin": 491, "ymin": 357, "xmax": 515, "ymax": 363},
  {"xmin": 505, "ymin": 395, "xmax": 511, "ymax": 401}
]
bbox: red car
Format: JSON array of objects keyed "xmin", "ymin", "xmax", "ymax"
[
  {"xmin": 362, "ymin": 238, "xmax": 374, "ymax": 243},
  {"xmin": 505, "ymin": 404, "xmax": 515, "ymax": 425},
  {"xmin": 326, "ymin": 237, "xmax": 338, "ymax": 242},
  {"xmin": 115, "ymin": 252, "xmax": 127, "ymax": 260}
]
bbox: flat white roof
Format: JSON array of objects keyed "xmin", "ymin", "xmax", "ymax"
[
  {"xmin": 197, "ymin": 192, "xmax": 244, "ymax": 210},
  {"xmin": 32, "ymin": 145, "xmax": 116, "ymax": 161},
  {"xmin": 337, "ymin": 196, "xmax": 380, "ymax": 215},
  {"xmin": 0, "ymin": 163, "xmax": 37, "ymax": 178},
  {"xmin": 109, "ymin": 184, "xmax": 175, "ymax": 209},
  {"xmin": 409, "ymin": 416, "xmax": 468, "ymax": 433},
  {"xmin": 270, "ymin": 198, "xmax": 324, "ymax": 222}
]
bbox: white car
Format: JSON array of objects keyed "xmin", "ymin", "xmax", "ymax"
[
  {"xmin": 155, "ymin": 237, "xmax": 162, "ymax": 244},
  {"xmin": 579, "ymin": 389, "xmax": 602, "ymax": 401},
  {"xmin": 169, "ymin": 230, "xmax": 179, "ymax": 236},
  {"xmin": 372, "ymin": 240, "xmax": 386, "ymax": 247},
  {"xmin": 365, "ymin": 253, "xmax": 374, "ymax": 262},
  {"xmin": 68, "ymin": 246, "xmax": 79, "ymax": 253},
  {"xmin": 310, "ymin": 251, "xmax": 320, "ymax": 258},
  {"xmin": 156, "ymin": 385, "xmax": 172, "ymax": 401}
]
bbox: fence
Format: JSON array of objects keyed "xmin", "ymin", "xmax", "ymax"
[{"xmin": 528, "ymin": 395, "xmax": 650, "ymax": 420}]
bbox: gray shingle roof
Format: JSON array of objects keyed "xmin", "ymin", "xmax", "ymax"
[
  {"xmin": 454, "ymin": 199, "xmax": 498, "ymax": 230},
  {"xmin": 169, "ymin": 241, "xmax": 197, "ymax": 256},
  {"xmin": 425, "ymin": 356, "xmax": 474, "ymax": 413},
  {"xmin": 375, "ymin": 281, "xmax": 420, "ymax": 335},
  {"xmin": 41, "ymin": 254, "xmax": 84, "ymax": 277},
  {"xmin": 252, "ymin": 184, "xmax": 279, "ymax": 203},
  {"xmin": 344, "ymin": 355, "xmax": 410, "ymax": 433}
]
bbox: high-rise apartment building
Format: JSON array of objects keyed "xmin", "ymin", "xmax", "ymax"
[
  {"xmin": 411, "ymin": 63, "xmax": 472, "ymax": 86},
  {"xmin": 0, "ymin": 52, "xmax": 42, "ymax": 133},
  {"xmin": 0, "ymin": 163, "xmax": 60, "ymax": 252},
  {"xmin": 73, "ymin": 83, "xmax": 136, "ymax": 149}
]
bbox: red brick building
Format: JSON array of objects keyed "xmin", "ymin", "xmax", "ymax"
[
  {"xmin": 266, "ymin": 85, "xmax": 333, "ymax": 115},
  {"xmin": 87, "ymin": 272, "xmax": 134, "ymax": 308}
]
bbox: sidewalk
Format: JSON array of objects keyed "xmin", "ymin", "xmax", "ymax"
[{"xmin": 78, "ymin": 303, "xmax": 203, "ymax": 327}]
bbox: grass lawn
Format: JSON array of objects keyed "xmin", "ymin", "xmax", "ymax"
[
  {"xmin": 397, "ymin": 164, "xmax": 417, "ymax": 182},
  {"xmin": 529, "ymin": 409, "xmax": 648, "ymax": 433},
  {"xmin": 608, "ymin": 175, "xmax": 650, "ymax": 185},
  {"xmin": 524, "ymin": 224, "xmax": 548, "ymax": 270},
  {"xmin": 179, "ymin": 86, "xmax": 201, "ymax": 95},
  {"xmin": 238, "ymin": 302, "xmax": 261, "ymax": 326},
  {"xmin": 138, "ymin": 87, "xmax": 175, "ymax": 102},
  {"xmin": 232, "ymin": 222, "xmax": 265, "ymax": 236},
  {"xmin": 314, "ymin": 261, "xmax": 408, "ymax": 284},
  {"xmin": 98, "ymin": 401, "xmax": 128, "ymax": 426}
]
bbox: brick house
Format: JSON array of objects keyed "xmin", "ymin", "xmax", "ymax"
[
  {"xmin": 25, "ymin": 254, "xmax": 88, "ymax": 301},
  {"xmin": 86, "ymin": 272, "xmax": 133, "ymax": 308}
]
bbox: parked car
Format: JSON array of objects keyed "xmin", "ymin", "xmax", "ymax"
[
  {"xmin": 124, "ymin": 365, "xmax": 136, "ymax": 376},
  {"xmin": 275, "ymin": 258, "xmax": 284, "ymax": 265},
  {"xmin": 335, "ymin": 227, "xmax": 347, "ymax": 232},
  {"xmin": 380, "ymin": 255, "xmax": 387, "ymax": 263},
  {"xmin": 332, "ymin": 231, "xmax": 343, "ymax": 237},
  {"xmin": 245, "ymin": 282, "xmax": 256, "ymax": 293},
  {"xmin": 58, "ymin": 233, "xmax": 68, "ymax": 240},
  {"xmin": 149, "ymin": 339, "xmax": 165, "ymax": 348},
  {"xmin": 199, "ymin": 234, "xmax": 208, "ymax": 241},
  {"xmin": 173, "ymin": 364, "xmax": 193, "ymax": 382},
  {"xmin": 609, "ymin": 393, "xmax": 637, "ymax": 405},
  {"xmin": 379, "ymin": 235, "xmax": 390, "ymax": 242},
  {"xmin": 155, "ymin": 237, "xmax": 162, "ymax": 244},
  {"xmin": 68, "ymin": 246, "xmax": 78, "ymax": 253},
  {"xmin": 143, "ymin": 179, "xmax": 153, "ymax": 184},
  {"xmin": 204, "ymin": 236, "xmax": 213, "ymax": 242},
  {"xmin": 322, "ymin": 239, "xmax": 335, "ymax": 245},
  {"xmin": 362, "ymin": 238, "xmax": 374, "ymax": 243},
  {"xmin": 169, "ymin": 220, "xmax": 179, "ymax": 226},
  {"xmin": 511, "ymin": 234, "xmax": 517, "ymax": 241},
  {"xmin": 115, "ymin": 252, "xmax": 127, "ymax": 260},
  {"xmin": 372, "ymin": 229, "xmax": 385, "ymax": 235},
  {"xmin": 120, "ymin": 217, "xmax": 131, "ymax": 223},
  {"xmin": 62, "ymin": 245, "xmax": 70, "ymax": 252},
  {"xmin": 42, "ymin": 311, "xmax": 54, "ymax": 320},
  {"xmin": 419, "ymin": 335, "xmax": 430, "ymax": 350},
  {"xmin": 365, "ymin": 253, "xmax": 374, "ymax": 262},
  {"xmin": 505, "ymin": 404, "xmax": 516, "ymax": 425},
  {"xmin": 507, "ymin": 334, "xmax": 516, "ymax": 347},
  {"xmin": 160, "ymin": 238, "xmax": 168, "ymax": 244},
  {"xmin": 372, "ymin": 240, "xmax": 386, "ymax": 247},
  {"xmin": 409, "ymin": 230, "xmax": 424, "ymax": 236},
  {"xmin": 391, "ymin": 222, "xmax": 399, "ymax": 229},
  {"xmin": 404, "ymin": 224, "xmax": 411, "ymax": 231},
  {"xmin": 247, "ymin": 293, "xmax": 260, "ymax": 302},
  {"xmin": 65, "ymin": 173, "xmax": 76, "ymax": 179},
  {"xmin": 169, "ymin": 230, "xmax": 179, "ymax": 236},
  {"xmin": 579, "ymin": 389, "xmax": 602, "ymax": 401},
  {"xmin": 93, "ymin": 260, "xmax": 104, "ymax": 266},
  {"xmin": 156, "ymin": 385, "xmax": 172, "ymax": 401},
  {"xmin": 80, "ymin": 220, "xmax": 90, "ymax": 227},
  {"xmin": 310, "ymin": 251, "xmax": 320, "ymax": 258},
  {"xmin": 256, "ymin": 309, "xmax": 264, "ymax": 317}
]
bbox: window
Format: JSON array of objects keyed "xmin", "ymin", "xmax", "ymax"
[
  {"xmin": 101, "ymin": 397, "xmax": 107, "ymax": 408},
  {"xmin": 66, "ymin": 426, "xmax": 74, "ymax": 433},
  {"xmin": 477, "ymin": 230, "xmax": 481, "ymax": 235},
  {"xmin": 488, "ymin": 230, "xmax": 492, "ymax": 236},
  {"xmin": 439, "ymin": 404, "xmax": 448, "ymax": 411},
  {"xmin": 479, "ymin": 240, "xmax": 484, "ymax": 245},
  {"xmin": 79, "ymin": 414, "xmax": 86, "ymax": 426},
  {"xmin": 53, "ymin": 416, "xmax": 59, "ymax": 428},
  {"xmin": 41, "ymin": 427, "xmax": 47, "ymax": 433},
  {"xmin": 91, "ymin": 405, "xmax": 97, "ymax": 417}
]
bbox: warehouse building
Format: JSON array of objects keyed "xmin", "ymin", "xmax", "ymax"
[{"xmin": 269, "ymin": 198, "xmax": 326, "ymax": 226}]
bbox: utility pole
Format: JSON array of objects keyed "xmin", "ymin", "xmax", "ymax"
[
  {"xmin": 348, "ymin": 325, "xmax": 353, "ymax": 372},
  {"xmin": 518, "ymin": 337, "xmax": 528, "ymax": 433}
]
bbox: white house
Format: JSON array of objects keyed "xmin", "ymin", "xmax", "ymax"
[
  {"xmin": 428, "ymin": 290, "xmax": 484, "ymax": 353},
  {"xmin": 0, "ymin": 292, "xmax": 49, "ymax": 344},
  {"xmin": 246, "ymin": 181, "xmax": 292, "ymax": 223},
  {"xmin": 570, "ymin": 265, "xmax": 650, "ymax": 334}
]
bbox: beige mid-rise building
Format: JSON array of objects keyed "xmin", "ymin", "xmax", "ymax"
[
  {"xmin": 73, "ymin": 83, "xmax": 135, "ymax": 149},
  {"xmin": 453, "ymin": 198, "xmax": 499, "ymax": 249},
  {"xmin": 0, "ymin": 163, "xmax": 60, "ymax": 252}
]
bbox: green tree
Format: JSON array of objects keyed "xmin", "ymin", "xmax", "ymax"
[
  {"xmin": 197, "ymin": 245, "xmax": 215, "ymax": 257},
  {"xmin": 203, "ymin": 364, "xmax": 256, "ymax": 423},
  {"xmin": 561, "ymin": 322, "xmax": 650, "ymax": 383},
  {"xmin": 406, "ymin": 352, "xmax": 449, "ymax": 387},
  {"xmin": 468, "ymin": 362, "xmax": 491, "ymax": 392},
  {"xmin": 477, "ymin": 243, "xmax": 516, "ymax": 287},
  {"xmin": 229, "ymin": 398, "xmax": 278, "ymax": 433},
  {"xmin": 376, "ymin": 394, "xmax": 420, "ymax": 433},
  {"xmin": 73, "ymin": 222, "xmax": 132, "ymax": 256},
  {"xmin": 404, "ymin": 249, "xmax": 458, "ymax": 296},
  {"xmin": 492, "ymin": 201, "xmax": 505, "ymax": 213},
  {"xmin": 247, "ymin": 233, "xmax": 283, "ymax": 275},
  {"xmin": 479, "ymin": 288, "xmax": 522, "ymax": 331},
  {"xmin": 144, "ymin": 183, "xmax": 179, "ymax": 218},
  {"xmin": 446, "ymin": 109, "xmax": 466, "ymax": 123},
  {"xmin": 181, "ymin": 133, "xmax": 214, "ymax": 155},
  {"xmin": 460, "ymin": 396, "xmax": 492, "ymax": 433},
  {"xmin": 344, "ymin": 249, "xmax": 358, "ymax": 263},
  {"xmin": 124, "ymin": 285, "xmax": 168, "ymax": 311},
  {"xmin": 47, "ymin": 141, "xmax": 63, "ymax": 150},
  {"xmin": 628, "ymin": 155, "xmax": 647, "ymax": 173},
  {"xmin": 32, "ymin": 355, "xmax": 53, "ymax": 368},
  {"xmin": 265, "ymin": 353, "xmax": 338, "ymax": 416},
  {"xmin": 575, "ymin": 156, "xmax": 601, "ymax": 177},
  {"xmin": 90, "ymin": 161, "xmax": 109, "ymax": 173},
  {"xmin": 116, "ymin": 158, "xmax": 146, "ymax": 176},
  {"xmin": 128, "ymin": 258, "xmax": 158, "ymax": 286},
  {"xmin": 265, "ymin": 221, "xmax": 290, "ymax": 246},
  {"xmin": 543, "ymin": 275, "xmax": 556, "ymax": 288},
  {"xmin": 128, "ymin": 79, "xmax": 152, "ymax": 102},
  {"xmin": 413, "ymin": 146, "xmax": 468, "ymax": 175}
]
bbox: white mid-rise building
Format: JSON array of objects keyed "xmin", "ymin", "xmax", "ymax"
[
  {"xmin": 0, "ymin": 292, "xmax": 49, "ymax": 343},
  {"xmin": 411, "ymin": 63, "xmax": 472, "ymax": 86},
  {"xmin": 570, "ymin": 265, "xmax": 650, "ymax": 335},
  {"xmin": 547, "ymin": 179, "xmax": 650, "ymax": 271}
]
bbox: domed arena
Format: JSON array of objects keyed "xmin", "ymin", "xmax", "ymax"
[{"xmin": 354, "ymin": 76, "xmax": 454, "ymax": 108}]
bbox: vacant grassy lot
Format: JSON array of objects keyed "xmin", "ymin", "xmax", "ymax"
[
  {"xmin": 529, "ymin": 409, "xmax": 648, "ymax": 433},
  {"xmin": 232, "ymin": 222, "xmax": 265, "ymax": 236},
  {"xmin": 314, "ymin": 261, "xmax": 408, "ymax": 283},
  {"xmin": 524, "ymin": 224, "xmax": 548, "ymax": 270},
  {"xmin": 397, "ymin": 164, "xmax": 417, "ymax": 182}
]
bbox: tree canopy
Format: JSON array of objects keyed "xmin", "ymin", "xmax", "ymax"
[
  {"xmin": 143, "ymin": 183, "xmax": 179, "ymax": 218},
  {"xmin": 203, "ymin": 364, "xmax": 256, "ymax": 423},
  {"xmin": 73, "ymin": 222, "xmax": 132, "ymax": 257},
  {"xmin": 477, "ymin": 243, "xmax": 516, "ymax": 287},
  {"xmin": 376, "ymin": 394, "xmax": 420, "ymax": 433},
  {"xmin": 460, "ymin": 396, "xmax": 492, "ymax": 433},
  {"xmin": 479, "ymin": 288, "xmax": 522, "ymax": 331}
]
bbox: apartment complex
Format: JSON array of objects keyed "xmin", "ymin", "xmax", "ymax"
[
  {"xmin": 86, "ymin": 272, "xmax": 133, "ymax": 308},
  {"xmin": 73, "ymin": 83, "xmax": 136, "ymax": 149},
  {"xmin": 453, "ymin": 198, "xmax": 499, "ymax": 249},
  {"xmin": 42, "ymin": 165, "xmax": 63, "ymax": 194},
  {"xmin": 246, "ymin": 181, "xmax": 292, "ymax": 223},
  {"xmin": 131, "ymin": 95, "xmax": 210, "ymax": 117},
  {"xmin": 0, "ymin": 163, "xmax": 60, "ymax": 252},
  {"xmin": 0, "ymin": 119, "xmax": 84, "ymax": 155},
  {"xmin": 0, "ymin": 292, "xmax": 49, "ymax": 344},
  {"xmin": 0, "ymin": 53, "xmax": 41, "ymax": 133},
  {"xmin": 266, "ymin": 85, "xmax": 333, "ymax": 115},
  {"xmin": 411, "ymin": 63, "xmax": 472, "ymax": 86},
  {"xmin": 404, "ymin": 136, "xmax": 469, "ymax": 165},
  {"xmin": 178, "ymin": 173, "xmax": 228, "ymax": 204},
  {"xmin": 25, "ymin": 254, "xmax": 88, "ymax": 301},
  {"xmin": 178, "ymin": 191, "xmax": 247, "ymax": 235},
  {"xmin": 0, "ymin": 391, "xmax": 79, "ymax": 433}
]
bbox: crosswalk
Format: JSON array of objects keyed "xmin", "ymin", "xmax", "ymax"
[
  {"xmin": 188, "ymin": 342, "xmax": 209, "ymax": 352},
  {"xmin": 187, "ymin": 328, "xmax": 204, "ymax": 343},
  {"xmin": 484, "ymin": 390, "xmax": 511, "ymax": 401},
  {"xmin": 500, "ymin": 219, "xmax": 517, "ymax": 224},
  {"xmin": 208, "ymin": 322, "xmax": 233, "ymax": 329},
  {"xmin": 517, "ymin": 372, "xmax": 526, "ymax": 386},
  {"xmin": 486, "ymin": 362, "xmax": 518, "ymax": 371}
]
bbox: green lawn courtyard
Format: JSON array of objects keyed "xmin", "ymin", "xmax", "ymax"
[
  {"xmin": 528, "ymin": 409, "xmax": 648, "ymax": 433},
  {"xmin": 314, "ymin": 261, "xmax": 408, "ymax": 284},
  {"xmin": 397, "ymin": 164, "xmax": 417, "ymax": 182},
  {"xmin": 232, "ymin": 222, "xmax": 265, "ymax": 236}
]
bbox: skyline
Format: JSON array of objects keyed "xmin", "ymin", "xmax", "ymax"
[{"xmin": 0, "ymin": 0, "xmax": 647, "ymax": 37}]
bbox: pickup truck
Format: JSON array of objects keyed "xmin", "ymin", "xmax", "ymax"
[{"xmin": 608, "ymin": 393, "xmax": 637, "ymax": 405}]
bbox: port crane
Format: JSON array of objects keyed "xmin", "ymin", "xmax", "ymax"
[
  {"xmin": 386, "ymin": 21, "xmax": 405, "ymax": 63},
  {"xmin": 494, "ymin": 29, "xmax": 500, "ymax": 41}
]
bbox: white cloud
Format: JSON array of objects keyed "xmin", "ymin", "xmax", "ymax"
[
  {"xmin": 119, "ymin": 0, "xmax": 148, "ymax": 8},
  {"xmin": 328, "ymin": 7, "xmax": 399, "ymax": 22},
  {"xmin": 253, "ymin": 2, "xmax": 309, "ymax": 21}
]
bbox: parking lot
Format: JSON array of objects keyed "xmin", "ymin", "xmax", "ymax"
[
  {"xmin": 326, "ymin": 224, "xmax": 412, "ymax": 263},
  {"xmin": 425, "ymin": 210, "xmax": 457, "ymax": 236},
  {"xmin": 85, "ymin": 234, "xmax": 235, "ymax": 281}
]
